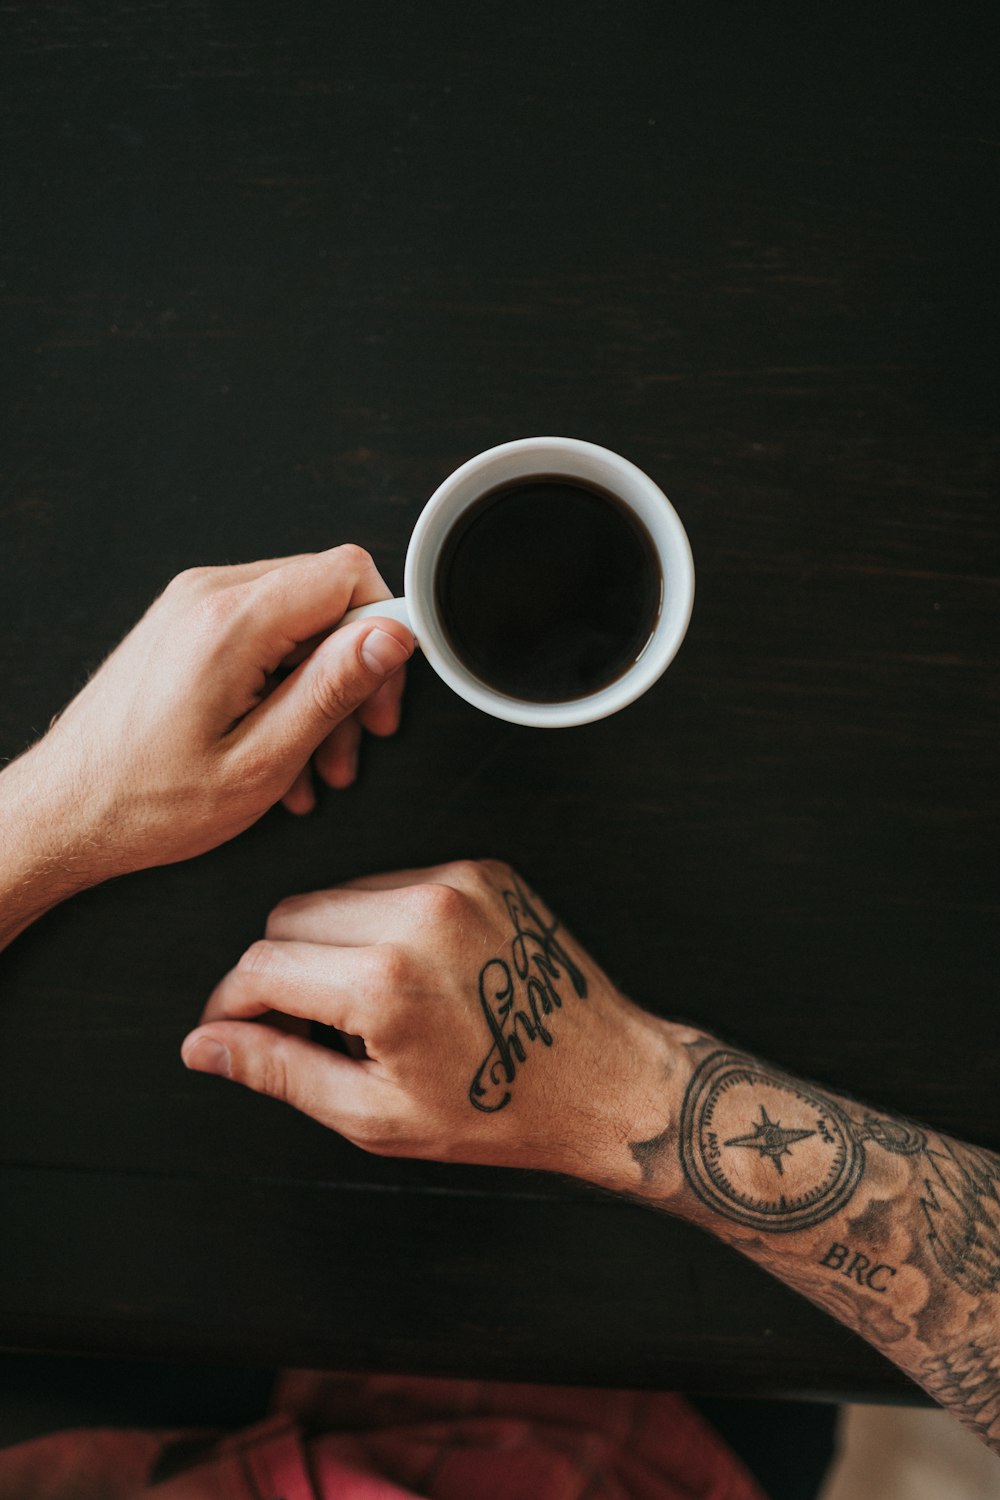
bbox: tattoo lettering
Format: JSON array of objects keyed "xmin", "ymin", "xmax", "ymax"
[
  {"xmin": 818, "ymin": 1241, "xmax": 897, "ymax": 1292},
  {"xmin": 921, "ymin": 1140, "xmax": 1000, "ymax": 1296},
  {"xmin": 920, "ymin": 1343, "xmax": 1000, "ymax": 1454},
  {"xmin": 468, "ymin": 878, "xmax": 587, "ymax": 1114}
]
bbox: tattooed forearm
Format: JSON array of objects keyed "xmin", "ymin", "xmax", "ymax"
[
  {"xmin": 628, "ymin": 1039, "xmax": 1000, "ymax": 1455},
  {"xmin": 920, "ymin": 1140, "xmax": 1000, "ymax": 1296},
  {"xmin": 778, "ymin": 1254, "xmax": 910, "ymax": 1345},
  {"xmin": 672, "ymin": 1049, "xmax": 866, "ymax": 1232},
  {"xmin": 921, "ymin": 1343, "xmax": 1000, "ymax": 1448},
  {"xmin": 467, "ymin": 876, "xmax": 587, "ymax": 1113}
]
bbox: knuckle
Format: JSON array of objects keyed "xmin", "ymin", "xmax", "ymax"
[
  {"xmin": 237, "ymin": 939, "xmax": 278, "ymax": 980},
  {"xmin": 370, "ymin": 942, "xmax": 409, "ymax": 993},
  {"xmin": 222, "ymin": 750, "xmax": 270, "ymax": 808},
  {"xmin": 166, "ymin": 566, "xmax": 238, "ymax": 612},
  {"xmin": 309, "ymin": 669, "xmax": 356, "ymax": 725},
  {"xmin": 406, "ymin": 880, "xmax": 466, "ymax": 924},
  {"xmin": 197, "ymin": 583, "xmax": 245, "ymax": 628},
  {"xmin": 258, "ymin": 1041, "xmax": 291, "ymax": 1103},
  {"xmin": 477, "ymin": 857, "xmax": 515, "ymax": 888},
  {"xmin": 166, "ymin": 565, "xmax": 213, "ymax": 594},
  {"xmin": 265, "ymin": 894, "xmax": 306, "ymax": 936},
  {"xmin": 334, "ymin": 542, "xmax": 373, "ymax": 573},
  {"xmin": 443, "ymin": 858, "xmax": 491, "ymax": 888},
  {"xmin": 166, "ymin": 578, "xmax": 245, "ymax": 645}
]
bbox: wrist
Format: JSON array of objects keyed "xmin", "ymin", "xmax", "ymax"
[
  {"xmin": 0, "ymin": 741, "xmax": 108, "ymax": 949},
  {"xmin": 575, "ymin": 1007, "xmax": 706, "ymax": 1204}
]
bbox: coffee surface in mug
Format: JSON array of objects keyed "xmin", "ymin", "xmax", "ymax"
[{"xmin": 434, "ymin": 477, "xmax": 662, "ymax": 703}]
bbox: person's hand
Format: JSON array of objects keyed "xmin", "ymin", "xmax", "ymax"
[
  {"xmin": 16, "ymin": 547, "xmax": 414, "ymax": 883},
  {"xmin": 181, "ymin": 860, "xmax": 678, "ymax": 1188}
]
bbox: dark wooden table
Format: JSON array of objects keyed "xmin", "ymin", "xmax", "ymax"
[{"xmin": 1, "ymin": 3, "xmax": 997, "ymax": 1401}]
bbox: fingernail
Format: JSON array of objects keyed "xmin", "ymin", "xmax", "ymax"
[
  {"xmin": 183, "ymin": 1037, "xmax": 231, "ymax": 1078},
  {"xmin": 361, "ymin": 628, "xmax": 411, "ymax": 675}
]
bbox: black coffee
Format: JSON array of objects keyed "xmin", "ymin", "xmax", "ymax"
[{"xmin": 434, "ymin": 477, "xmax": 662, "ymax": 703}]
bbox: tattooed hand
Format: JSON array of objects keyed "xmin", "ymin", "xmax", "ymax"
[
  {"xmin": 182, "ymin": 860, "xmax": 671, "ymax": 1180},
  {"xmin": 184, "ymin": 862, "xmax": 1000, "ymax": 1455}
]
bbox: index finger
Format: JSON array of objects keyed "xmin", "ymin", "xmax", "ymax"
[
  {"xmin": 203, "ymin": 554, "xmax": 315, "ymax": 586},
  {"xmin": 201, "ymin": 940, "xmax": 377, "ymax": 1030},
  {"xmin": 336, "ymin": 862, "xmax": 482, "ymax": 893},
  {"xmin": 246, "ymin": 544, "xmax": 394, "ymax": 646}
]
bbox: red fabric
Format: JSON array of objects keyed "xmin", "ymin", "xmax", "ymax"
[{"xmin": 0, "ymin": 1372, "xmax": 768, "ymax": 1500}]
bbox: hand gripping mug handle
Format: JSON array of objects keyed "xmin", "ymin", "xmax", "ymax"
[{"xmin": 339, "ymin": 597, "xmax": 416, "ymax": 638}]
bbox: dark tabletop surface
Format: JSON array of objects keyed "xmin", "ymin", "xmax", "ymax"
[{"xmin": 0, "ymin": 2, "xmax": 997, "ymax": 1400}]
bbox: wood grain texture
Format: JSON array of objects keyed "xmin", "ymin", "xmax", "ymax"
[{"xmin": 0, "ymin": 1, "xmax": 997, "ymax": 1397}]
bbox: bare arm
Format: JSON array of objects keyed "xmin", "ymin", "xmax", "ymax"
[
  {"xmin": 0, "ymin": 746, "xmax": 101, "ymax": 950},
  {"xmin": 0, "ymin": 547, "xmax": 413, "ymax": 953},
  {"xmin": 183, "ymin": 859, "xmax": 1000, "ymax": 1454}
]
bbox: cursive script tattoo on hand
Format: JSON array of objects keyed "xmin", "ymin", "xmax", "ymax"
[{"xmin": 468, "ymin": 876, "xmax": 587, "ymax": 1113}]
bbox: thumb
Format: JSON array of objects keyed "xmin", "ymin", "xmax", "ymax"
[
  {"xmin": 181, "ymin": 1021, "xmax": 373, "ymax": 1133},
  {"xmin": 241, "ymin": 617, "xmax": 414, "ymax": 765}
]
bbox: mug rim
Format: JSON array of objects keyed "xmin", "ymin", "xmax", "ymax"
[{"xmin": 403, "ymin": 436, "xmax": 694, "ymax": 728}]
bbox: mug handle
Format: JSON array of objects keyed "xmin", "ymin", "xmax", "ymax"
[{"xmin": 339, "ymin": 596, "xmax": 416, "ymax": 637}]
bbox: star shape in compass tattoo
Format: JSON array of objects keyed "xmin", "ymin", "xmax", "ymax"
[{"xmin": 724, "ymin": 1106, "xmax": 816, "ymax": 1176}]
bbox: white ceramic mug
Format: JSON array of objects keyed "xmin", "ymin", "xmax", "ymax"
[{"xmin": 344, "ymin": 436, "xmax": 695, "ymax": 728}]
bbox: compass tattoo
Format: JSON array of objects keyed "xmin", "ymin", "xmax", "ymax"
[
  {"xmin": 723, "ymin": 1105, "xmax": 816, "ymax": 1176},
  {"xmin": 672, "ymin": 1050, "xmax": 867, "ymax": 1231},
  {"xmin": 632, "ymin": 1048, "xmax": 927, "ymax": 1233}
]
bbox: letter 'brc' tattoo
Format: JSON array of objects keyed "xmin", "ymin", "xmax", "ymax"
[
  {"xmin": 818, "ymin": 1241, "xmax": 897, "ymax": 1292},
  {"xmin": 467, "ymin": 877, "xmax": 587, "ymax": 1113}
]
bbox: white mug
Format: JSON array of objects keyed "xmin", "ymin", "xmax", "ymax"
[{"xmin": 345, "ymin": 436, "xmax": 694, "ymax": 728}]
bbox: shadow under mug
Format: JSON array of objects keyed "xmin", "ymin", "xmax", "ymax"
[{"xmin": 344, "ymin": 436, "xmax": 695, "ymax": 728}]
